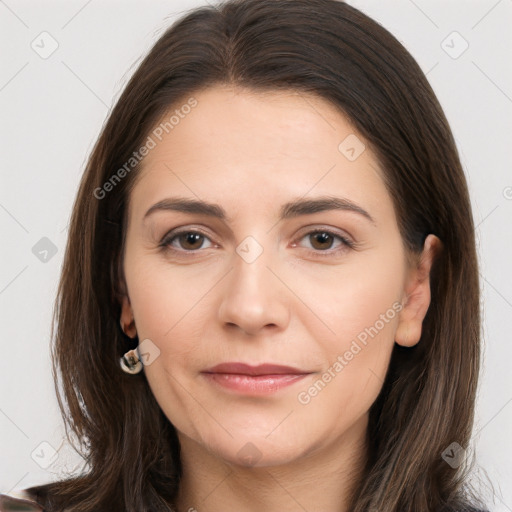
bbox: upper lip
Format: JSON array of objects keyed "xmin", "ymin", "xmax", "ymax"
[{"xmin": 202, "ymin": 362, "xmax": 311, "ymax": 376}]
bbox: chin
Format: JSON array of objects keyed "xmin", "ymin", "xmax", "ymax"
[{"xmin": 204, "ymin": 431, "xmax": 311, "ymax": 469}]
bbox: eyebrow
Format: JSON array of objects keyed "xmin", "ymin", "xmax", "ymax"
[{"xmin": 143, "ymin": 195, "xmax": 376, "ymax": 225}]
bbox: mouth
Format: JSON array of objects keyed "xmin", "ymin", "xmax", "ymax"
[{"xmin": 201, "ymin": 362, "xmax": 314, "ymax": 395}]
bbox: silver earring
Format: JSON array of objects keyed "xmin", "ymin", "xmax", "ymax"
[{"xmin": 120, "ymin": 348, "xmax": 143, "ymax": 374}]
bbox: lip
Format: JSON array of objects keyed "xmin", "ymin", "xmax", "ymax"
[
  {"xmin": 203, "ymin": 362, "xmax": 309, "ymax": 375},
  {"xmin": 201, "ymin": 362, "xmax": 313, "ymax": 395}
]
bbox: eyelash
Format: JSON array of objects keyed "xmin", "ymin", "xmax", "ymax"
[{"xmin": 159, "ymin": 227, "xmax": 355, "ymax": 259}]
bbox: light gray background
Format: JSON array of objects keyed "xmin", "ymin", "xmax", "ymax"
[{"xmin": 1, "ymin": 0, "xmax": 511, "ymax": 509}]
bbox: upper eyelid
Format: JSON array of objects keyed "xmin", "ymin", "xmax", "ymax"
[
  {"xmin": 294, "ymin": 225, "xmax": 353, "ymax": 241},
  {"xmin": 161, "ymin": 226, "xmax": 353, "ymax": 249}
]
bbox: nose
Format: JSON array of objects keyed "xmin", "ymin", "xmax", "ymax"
[{"xmin": 217, "ymin": 242, "xmax": 290, "ymax": 336}]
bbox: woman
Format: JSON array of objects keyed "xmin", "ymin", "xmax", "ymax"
[{"xmin": 0, "ymin": 0, "xmax": 490, "ymax": 510}]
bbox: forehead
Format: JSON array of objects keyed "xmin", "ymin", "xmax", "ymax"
[
  {"xmin": 146, "ymin": 85, "xmax": 359, "ymax": 161},
  {"xmin": 128, "ymin": 85, "xmax": 393, "ymax": 226}
]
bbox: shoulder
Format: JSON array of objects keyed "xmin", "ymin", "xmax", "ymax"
[{"xmin": 0, "ymin": 491, "xmax": 44, "ymax": 511}]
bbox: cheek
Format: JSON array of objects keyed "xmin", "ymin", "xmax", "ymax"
[
  {"xmin": 126, "ymin": 253, "xmax": 208, "ymax": 341},
  {"xmin": 296, "ymin": 242, "xmax": 404, "ymax": 347},
  {"xmin": 295, "ymin": 284, "xmax": 400, "ymax": 427},
  {"xmin": 125, "ymin": 256, "xmax": 222, "ymax": 392},
  {"xmin": 293, "ymin": 246, "xmax": 404, "ymax": 412},
  {"xmin": 125, "ymin": 261, "xmax": 213, "ymax": 432}
]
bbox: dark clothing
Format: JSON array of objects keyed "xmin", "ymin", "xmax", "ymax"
[
  {"xmin": 0, "ymin": 490, "xmax": 490, "ymax": 511},
  {"xmin": 0, "ymin": 492, "xmax": 43, "ymax": 511}
]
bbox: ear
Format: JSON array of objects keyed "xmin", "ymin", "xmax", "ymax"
[
  {"xmin": 119, "ymin": 278, "xmax": 137, "ymax": 339},
  {"xmin": 395, "ymin": 234, "xmax": 442, "ymax": 347}
]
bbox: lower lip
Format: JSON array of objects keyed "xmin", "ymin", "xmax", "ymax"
[{"xmin": 201, "ymin": 372, "xmax": 310, "ymax": 394}]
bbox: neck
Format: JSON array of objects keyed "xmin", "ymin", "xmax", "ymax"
[{"xmin": 173, "ymin": 413, "xmax": 369, "ymax": 512}]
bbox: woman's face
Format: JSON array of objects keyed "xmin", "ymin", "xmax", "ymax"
[{"xmin": 120, "ymin": 85, "xmax": 434, "ymax": 468}]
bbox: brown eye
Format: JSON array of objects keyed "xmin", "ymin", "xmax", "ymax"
[
  {"xmin": 161, "ymin": 230, "xmax": 213, "ymax": 252},
  {"xmin": 296, "ymin": 228, "xmax": 354, "ymax": 258},
  {"xmin": 309, "ymin": 231, "xmax": 336, "ymax": 250},
  {"xmin": 176, "ymin": 232, "xmax": 205, "ymax": 250}
]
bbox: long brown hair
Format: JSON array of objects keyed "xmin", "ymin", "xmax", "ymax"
[{"xmin": 26, "ymin": 0, "xmax": 487, "ymax": 510}]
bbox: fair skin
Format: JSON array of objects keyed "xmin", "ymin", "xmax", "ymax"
[{"xmin": 120, "ymin": 85, "xmax": 440, "ymax": 512}]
